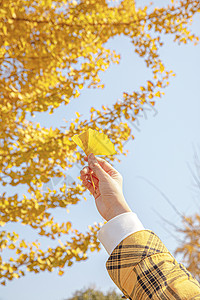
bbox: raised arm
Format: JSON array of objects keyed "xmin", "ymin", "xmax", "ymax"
[{"xmin": 80, "ymin": 153, "xmax": 200, "ymax": 300}]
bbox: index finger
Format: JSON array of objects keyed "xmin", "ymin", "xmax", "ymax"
[{"xmin": 84, "ymin": 155, "xmax": 118, "ymax": 176}]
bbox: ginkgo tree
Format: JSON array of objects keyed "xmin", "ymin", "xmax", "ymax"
[
  {"xmin": 173, "ymin": 149, "xmax": 200, "ymax": 282},
  {"xmin": 0, "ymin": 0, "xmax": 200, "ymax": 285}
]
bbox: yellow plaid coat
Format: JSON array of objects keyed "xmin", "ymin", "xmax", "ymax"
[{"xmin": 106, "ymin": 230, "xmax": 200, "ymax": 299}]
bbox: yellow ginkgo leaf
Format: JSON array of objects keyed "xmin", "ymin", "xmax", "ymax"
[
  {"xmin": 71, "ymin": 128, "xmax": 116, "ymax": 156},
  {"xmin": 72, "ymin": 129, "xmax": 116, "ymax": 191}
]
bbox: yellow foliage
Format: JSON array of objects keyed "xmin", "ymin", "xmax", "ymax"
[
  {"xmin": 0, "ymin": 0, "xmax": 199, "ymax": 285},
  {"xmin": 175, "ymin": 213, "xmax": 200, "ymax": 282}
]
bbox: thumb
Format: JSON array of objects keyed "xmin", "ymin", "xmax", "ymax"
[{"xmin": 88, "ymin": 153, "xmax": 108, "ymax": 181}]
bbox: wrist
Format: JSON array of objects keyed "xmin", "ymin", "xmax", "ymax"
[
  {"xmin": 107, "ymin": 208, "xmax": 132, "ymax": 221},
  {"xmin": 105, "ymin": 196, "xmax": 132, "ymax": 221}
]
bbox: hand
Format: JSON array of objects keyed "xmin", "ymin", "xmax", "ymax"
[{"xmin": 80, "ymin": 153, "xmax": 132, "ymax": 221}]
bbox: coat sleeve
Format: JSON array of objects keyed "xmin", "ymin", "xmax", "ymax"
[{"xmin": 106, "ymin": 230, "xmax": 200, "ymax": 300}]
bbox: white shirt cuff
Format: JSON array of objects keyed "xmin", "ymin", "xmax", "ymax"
[{"xmin": 97, "ymin": 212, "xmax": 145, "ymax": 255}]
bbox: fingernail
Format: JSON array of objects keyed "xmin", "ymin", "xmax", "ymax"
[
  {"xmin": 89, "ymin": 161, "xmax": 95, "ymax": 168},
  {"xmin": 89, "ymin": 153, "xmax": 94, "ymax": 160},
  {"xmin": 88, "ymin": 156, "xmax": 95, "ymax": 168}
]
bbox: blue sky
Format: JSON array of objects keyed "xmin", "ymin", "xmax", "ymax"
[{"xmin": 1, "ymin": 1, "xmax": 200, "ymax": 299}]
